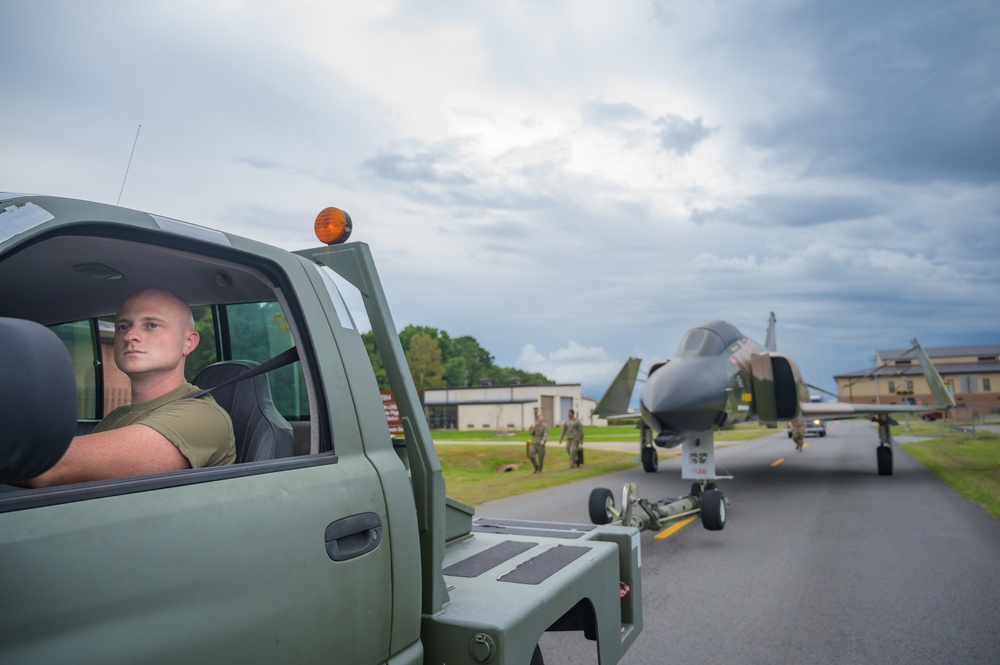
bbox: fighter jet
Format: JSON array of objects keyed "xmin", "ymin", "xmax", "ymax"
[{"xmin": 590, "ymin": 314, "xmax": 955, "ymax": 532}]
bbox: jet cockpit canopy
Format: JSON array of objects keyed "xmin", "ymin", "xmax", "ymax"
[{"xmin": 676, "ymin": 320, "xmax": 744, "ymax": 358}]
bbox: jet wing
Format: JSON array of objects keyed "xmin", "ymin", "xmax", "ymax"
[
  {"xmin": 602, "ymin": 413, "xmax": 644, "ymax": 426},
  {"xmin": 801, "ymin": 337, "xmax": 954, "ymax": 422},
  {"xmin": 801, "ymin": 401, "xmax": 935, "ymax": 421}
]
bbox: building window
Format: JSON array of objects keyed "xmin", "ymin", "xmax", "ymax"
[
  {"xmin": 985, "ymin": 378, "xmax": 992, "ymax": 392},
  {"xmin": 888, "ymin": 380, "xmax": 896, "ymax": 394}
]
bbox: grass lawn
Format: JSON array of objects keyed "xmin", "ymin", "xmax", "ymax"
[
  {"xmin": 433, "ymin": 420, "xmax": 1000, "ymax": 519},
  {"xmin": 431, "ymin": 421, "xmax": 773, "ymax": 444},
  {"xmin": 431, "ymin": 425, "xmax": 640, "ymax": 443},
  {"xmin": 437, "ymin": 444, "xmax": 637, "ymax": 506},
  {"xmin": 433, "ymin": 423, "xmax": 773, "ymax": 506},
  {"xmin": 902, "ymin": 428, "xmax": 1000, "ymax": 520}
]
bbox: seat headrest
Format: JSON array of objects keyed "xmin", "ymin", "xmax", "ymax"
[{"xmin": 193, "ymin": 361, "xmax": 294, "ymax": 463}]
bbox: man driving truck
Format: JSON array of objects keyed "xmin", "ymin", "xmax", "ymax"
[{"xmin": 21, "ymin": 288, "xmax": 235, "ymax": 487}]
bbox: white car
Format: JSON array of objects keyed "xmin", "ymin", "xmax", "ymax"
[{"xmin": 788, "ymin": 418, "xmax": 827, "ymax": 437}]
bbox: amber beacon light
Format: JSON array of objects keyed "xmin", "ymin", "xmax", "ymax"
[{"xmin": 314, "ymin": 207, "xmax": 353, "ymax": 245}]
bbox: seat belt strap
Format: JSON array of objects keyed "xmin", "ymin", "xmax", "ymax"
[{"xmin": 186, "ymin": 346, "xmax": 300, "ymax": 400}]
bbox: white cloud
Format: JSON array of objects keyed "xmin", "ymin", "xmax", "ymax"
[
  {"xmin": 517, "ymin": 341, "xmax": 623, "ymax": 392},
  {"xmin": 1, "ymin": 0, "xmax": 997, "ymax": 402}
]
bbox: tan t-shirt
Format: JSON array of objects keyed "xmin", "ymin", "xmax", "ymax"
[{"xmin": 94, "ymin": 383, "xmax": 236, "ymax": 468}]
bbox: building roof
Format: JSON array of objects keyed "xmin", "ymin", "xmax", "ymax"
[
  {"xmin": 876, "ymin": 344, "xmax": 1000, "ymax": 361},
  {"xmin": 424, "ymin": 383, "xmax": 582, "ymax": 406},
  {"xmin": 833, "ymin": 342, "xmax": 1000, "ymax": 379},
  {"xmin": 424, "ymin": 398, "xmax": 539, "ymax": 406},
  {"xmin": 835, "ymin": 360, "xmax": 1000, "ymax": 379}
]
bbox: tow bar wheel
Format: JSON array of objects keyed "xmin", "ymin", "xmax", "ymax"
[{"xmin": 589, "ymin": 487, "xmax": 615, "ymax": 525}]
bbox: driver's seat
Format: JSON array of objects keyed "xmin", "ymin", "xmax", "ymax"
[{"xmin": 193, "ymin": 360, "xmax": 294, "ymax": 463}]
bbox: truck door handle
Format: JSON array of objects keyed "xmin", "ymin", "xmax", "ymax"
[{"xmin": 325, "ymin": 513, "xmax": 382, "ymax": 562}]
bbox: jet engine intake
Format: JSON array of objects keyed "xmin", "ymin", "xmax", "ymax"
[{"xmin": 750, "ymin": 353, "xmax": 802, "ymax": 422}]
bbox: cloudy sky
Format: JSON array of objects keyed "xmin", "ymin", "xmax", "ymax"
[{"xmin": 4, "ymin": 0, "xmax": 998, "ymax": 401}]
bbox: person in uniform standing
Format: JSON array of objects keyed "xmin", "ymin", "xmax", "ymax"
[
  {"xmin": 560, "ymin": 409, "xmax": 584, "ymax": 468},
  {"xmin": 527, "ymin": 413, "xmax": 547, "ymax": 473},
  {"xmin": 791, "ymin": 419, "xmax": 806, "ymax": 452}
]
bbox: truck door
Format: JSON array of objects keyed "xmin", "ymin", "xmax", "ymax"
[{"xmin": 0, "ymin": 302, "xmax": 395, "ymax": 665}]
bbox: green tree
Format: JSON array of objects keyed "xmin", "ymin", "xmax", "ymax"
[
  {"xmin": 360, "ymin": 326, "xmax": 553, "ymax": 391},
  {"xmin": 406, "ymin": 332, "xmax": 446, "ymax": 392},
  {"xmin": 492, "ymin": 366, "xmax": 552, "ymax": 386},
  {"xmin": 444, "ymin": 356, "xmax": 469, "ymax": 387},
  {"xmin": 450, "ymin": 335, "xmax": 494, "ymax": 387},
  {"xmin": 399, "ymin": 325, "xmax": 451, "ymax": 360},
  {"xmin": 361, "ymin": 330, "xmax": 389, "ymax": 390}
]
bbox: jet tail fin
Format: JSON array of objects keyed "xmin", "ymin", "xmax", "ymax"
[
  {"xmin": 764, "ymin": 312, "xmax": 777, "ymax": 352},
  {"xmin": 593, "ymin": 357, "xmax": 642, "ymax": 417},
  {"xmin": 911, "ymin": 338, "xmax": 956, "ymax": 408}
]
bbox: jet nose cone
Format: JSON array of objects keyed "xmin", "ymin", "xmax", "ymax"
[{"xmin": 640, "ymin": 359, "xmax": 728, "ymax": 435}]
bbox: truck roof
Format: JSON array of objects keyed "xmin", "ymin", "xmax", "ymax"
[{"xmin": 1, "ymin": 193, "xmax": 298, "ymax": 325}]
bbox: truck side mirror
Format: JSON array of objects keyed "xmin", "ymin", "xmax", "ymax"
[{"xmin": 0, "ymin": 318, "xmax": 77, "ymax": 481}]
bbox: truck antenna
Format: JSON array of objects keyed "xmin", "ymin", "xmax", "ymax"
[{"xmin": 117, "ymin": 124, "xmax": 142, "ymax": 205}]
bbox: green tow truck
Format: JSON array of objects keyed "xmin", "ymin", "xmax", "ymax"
[{"xmin": 0, "ymin": 194, "xmax": 641, "ymax": 665}]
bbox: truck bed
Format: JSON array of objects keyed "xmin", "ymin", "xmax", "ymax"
[{"xmin": 423, "ymin": 517, "xmax": 642, "ymax": 664}]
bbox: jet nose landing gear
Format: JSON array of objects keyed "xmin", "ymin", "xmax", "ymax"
[
  {"xmin": 699, "ymin": 482, "xmax": 726, "ymax": 531},
  {"xmin": 588, "ymin": 482, "xmax": 727, "ymax": 533}
]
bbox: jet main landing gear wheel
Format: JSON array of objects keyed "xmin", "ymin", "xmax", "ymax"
[
  {"xmin": 641, "ymin": 446, "xmax": 658, "ymax": 472},
  {"xmin": 876, "ymin": 445, "xmax": 893, "ymax": 476}
]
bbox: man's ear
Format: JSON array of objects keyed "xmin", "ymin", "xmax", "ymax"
[{"xmin": 183, "ymin": 330, "xmax": 200, "ymax": 356}]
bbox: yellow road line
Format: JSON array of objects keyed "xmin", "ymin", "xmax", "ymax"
[
  {"xmin": 771, "ymin": 458, "xmax": 785, "ymax": 467},
  {"xmin": 654, "ymin": 516, "xmax": 697, "ymax": 540}
]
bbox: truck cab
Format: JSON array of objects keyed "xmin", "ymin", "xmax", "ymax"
[{"xmin": 0, "ymin": 194, "xmax": 641, "ymax": 664}]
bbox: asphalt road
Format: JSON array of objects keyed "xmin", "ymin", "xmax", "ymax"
[{"xmin": 475, "ymin": 420, "xmax": 1000, "ymax": 664}]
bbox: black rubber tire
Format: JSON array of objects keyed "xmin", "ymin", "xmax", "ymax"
[
  {"xmin": 690, "ymin": 482, "xmax": 702, "ymax": 498},
  {"xmin": 641, "ymin": 446, "xmax": 658, "ymax": 472},
  {"xmin": 589, "ymin": 487, "xmax": 615, "ymax": 525},
  {"xmin": 701, "ymin": 488, "xmax": 726, "ymax": 531},
  {"xmin": 530, "ymin": 644, "xmax": 544, "ymax": 665},
  {"xmin": 877, "ymin": 446, "xmax": 893, "ymax": 476}
]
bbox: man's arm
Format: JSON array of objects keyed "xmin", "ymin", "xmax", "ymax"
[{"xmin": 24, "ymin": 425, "xmax": 192, "ymax": 488}]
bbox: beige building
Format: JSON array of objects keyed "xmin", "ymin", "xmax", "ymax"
[
  {"xmin": 834, "ymin": 343, "xmax": 1000, "ymax": 420},
  {"xmin": 422, "ymin": 380, "xmax": 604, "ymax": 431}
]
